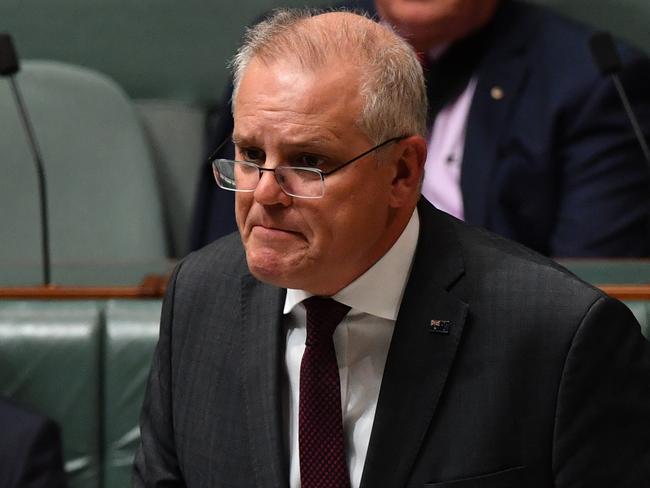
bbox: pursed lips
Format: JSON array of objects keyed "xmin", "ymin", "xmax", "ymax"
[{"xmin": 250, "ymin": 223, "xmax": 304, "ymax": 240}]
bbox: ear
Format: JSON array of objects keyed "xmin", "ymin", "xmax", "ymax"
[{"xmin": 388, "ymin": 135, "xmax": 427, "ymax": 208}]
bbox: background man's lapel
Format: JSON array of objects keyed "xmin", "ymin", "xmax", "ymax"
[
  {"xmin": 360, "ymin": 202, "xmax": 469, "ymax": 488},
  {"xmin": 240, "ymin": 275, "xmax": 289, "ymax": 487},
  {"xmin": 461, "ymin": 1, "xmax": 533, "ymax": 226}
]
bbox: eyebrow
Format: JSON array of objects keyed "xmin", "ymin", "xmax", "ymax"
[
  {"xmin": 231, "ymin": 134, "xmax": 245, "ymax": 146},
  {"xmin": 231, "ymin": 134, "xmax": 337, "ymax": 149}
]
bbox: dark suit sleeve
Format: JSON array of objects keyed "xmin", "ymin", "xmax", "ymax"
[
  {"xmin": 0, "ymin": 401, "xmax": 66, "ymax": 488},
  {"xmin": 133, "ymin": 263, "xmax": 186, "ymax": 487},
  {"xmin": 550, "ymin": 54, "xmax": 650, "ymax": 257},
  {"xmin": 16, "ymin": 418, "xmax": 66, "ymax": 488},
  {"xmin": 552, "ymin": 296, "xmax": 650, "ymax": 486}
]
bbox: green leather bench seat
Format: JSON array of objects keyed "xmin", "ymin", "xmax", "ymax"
[
  {"xmin": 561, "ymin": 259, "xmax": 650, "ymax": 285},
  {"xmin": 0, "ymin": 301, "xmax": 102, "ymax": 488},
  {"xmin": 0, "ymin": 300, "xmax": 161, "ymax": 488},
  {"xmin": 104, "ymin": 300, "xmax": 161, "ymax": 487}
]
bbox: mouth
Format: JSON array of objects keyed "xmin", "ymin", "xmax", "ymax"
[{"xmin": 250, "ymin": 224, "xmax": 303, "ymax": 240}]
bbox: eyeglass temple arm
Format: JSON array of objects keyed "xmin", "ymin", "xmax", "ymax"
[
  {"xmin": 207, "ymin": 135, "xmax": 235, "ymax": 162},
  {"xmin": 321, "ymin": 136, "xmax": 408, "ymax": 176}
]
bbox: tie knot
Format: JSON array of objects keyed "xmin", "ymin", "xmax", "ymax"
[{"xmin": 303, "ymin": 296, "xmax": 351, "ymax": 346}]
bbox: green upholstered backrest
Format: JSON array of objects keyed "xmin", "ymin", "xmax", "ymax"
[
  {"xmin": 0, "ymin": 61, "xmax": 168, "ymax": 284},
  {"xmin": 0, "ymin": 301, "xmax": 102, "ymax": 488},
  {"xmin": 103, "ymin": 300, "xmax": 160, "ymax": 487},
  {"xmin": 136, "ymin": 101, "xmax": 206, "ymax": 257},
  {"xmin": 561, "ymin": 260, "xmax": 650, "ymax": 285}
]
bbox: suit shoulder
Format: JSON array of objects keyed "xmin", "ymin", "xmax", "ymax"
[
  {"xmin": 0, "ymin": 399, "xmax": 66, "ymax": 487},
  {"xmin": 0, "ymin": 399, "xmax": 57, "ymax": 440},
  {"xmin": 0, "ymin": 399, "xmax": 62, "ymax": 466},
  {"xmin": 450, "ymin": 216, "xmax": 604, "ymax": 303}
]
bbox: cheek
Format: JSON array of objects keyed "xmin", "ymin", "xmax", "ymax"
[
  {"xmin": 235, "ymin": 194, "xmax": 253, "ymax": 232},
  {"xmin": 322, "ymin": 194, "xmax": 387, "ymax": 249}
]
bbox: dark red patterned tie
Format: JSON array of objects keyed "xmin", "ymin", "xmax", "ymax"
[{"xmin": 299, "ymin": 296, "xmax": 351, "ymax": 488}]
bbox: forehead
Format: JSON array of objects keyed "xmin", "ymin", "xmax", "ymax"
[{"xmin": 233, "ymin": 57, "xmax": 366, "ymax": 145}]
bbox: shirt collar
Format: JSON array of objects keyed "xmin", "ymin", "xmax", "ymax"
[{"xmin": 283, "ymin": 208, "xmax": 420, "ymax": 321}]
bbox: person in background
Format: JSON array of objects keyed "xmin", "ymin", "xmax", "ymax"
[
  {"xmin": 136, "ymin": 9, "xmax": 650, "ymax": 486},
  {"xmin": 0, "ymin": 397, "xmax": 67, "ymax": 488},
  {"xmin": 191, "ymin": 0, "xmax": 650, "ymax": 257}
]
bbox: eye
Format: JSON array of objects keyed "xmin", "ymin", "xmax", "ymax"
[
  {"xmin": 294, "ymin": 154, "xmax": 327, "ymax": 168},
  {"xmin": 238, "ymin": 147, "xmax": 265, "ymax": 165}
]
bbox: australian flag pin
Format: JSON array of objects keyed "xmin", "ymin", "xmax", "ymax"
[{"xmin": 429, "ymin": 319, "xmax": 451, "ymax": 334}]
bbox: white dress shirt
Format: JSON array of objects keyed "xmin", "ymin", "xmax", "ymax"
[
  {"xmin": 421, "ymin": 77, "xmax": 477, "ymax": 221},
  {"xmin": 283, "ymin": 209, "xmax": 420, "ymax": 487}
]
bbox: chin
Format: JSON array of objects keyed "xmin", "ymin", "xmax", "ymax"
[
  {"xmin": 245, "ymin": 249, "xmax": 297, "ymax": 288},
  {"xmin": 248, "ymin": 264, "xmax": 283, "ymax": 287}
]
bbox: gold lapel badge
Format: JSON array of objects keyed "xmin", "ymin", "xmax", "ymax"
[{"xmin": 490, "ymin": 86, "xmax": 504, "ymax": 100}]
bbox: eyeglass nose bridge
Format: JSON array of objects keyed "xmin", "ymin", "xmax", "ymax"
[
  {"xmin": 252, "ymin": 165, "xmax": 324, "ymax": 199},
  {"xmin": 255, "ymin": 166, "xmax": 288, "ymax": 193}
]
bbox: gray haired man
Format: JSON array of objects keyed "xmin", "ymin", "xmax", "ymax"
[{"xmin": 135, "ymin": 9, "xmax": 650, "ymax": 487}]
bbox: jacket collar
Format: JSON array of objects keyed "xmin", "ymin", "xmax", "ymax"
[
  {"xmin": 240, "ymin": 275, "xmax": 288, "ymax": 487},
  {"xmin": 461, "ymin": 0, "xmax": 538, "ymax": 225},
  {"xmin": 361, "ymin": 200, "xmax": 469, "ymax": 488}
]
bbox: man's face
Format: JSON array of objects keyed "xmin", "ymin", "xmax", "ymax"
[
  {"xmin": 233, "ymin": 57, "xmax": 408, "ymax": 295},
  {"xmin": 375, "ymin": 0, "xmax": 500, "ymax": 49}
]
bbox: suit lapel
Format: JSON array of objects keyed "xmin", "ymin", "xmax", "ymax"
[
  {"xmin": 360, "ymin": 202, "xmax": 469, "ymax": 488},
  {"xmin": 240, "ymin": 275, "xmax": 289, "ymax": 487},
  {"xmin": 461, "ymin": 1, "xmax": 533, "ymax": 226}
]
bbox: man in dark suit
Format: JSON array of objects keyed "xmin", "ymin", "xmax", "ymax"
[
  {"xmin": 136, "ymin": 8, "xmax": 650, "ymax": 487},
  {"xmin": 191, "ymin": 0, "xmax": 650, "ymax": 257},
  {"xmin": 0, "ymin": 398, "xmax": 67, "ymax": 488}
]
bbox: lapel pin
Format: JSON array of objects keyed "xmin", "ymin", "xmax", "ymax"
[
  {"xmin": 429, "ymin": 319, "xmax": 451, "ymax": 334},
  {"xmin": 490, "ymin": 86, "xmax": 504, "ymax": 100}
]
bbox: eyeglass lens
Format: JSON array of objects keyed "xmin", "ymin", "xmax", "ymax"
[{"xmin": 213, "ymin": 160, "xmax": 325, "ymax": 198}]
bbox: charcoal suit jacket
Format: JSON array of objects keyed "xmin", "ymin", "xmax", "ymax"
[
  {"xmin": 190, "ymin": 0, "xmax": 650, "ymax": 257},
  {"xmin": 135, "ymin": 200, "xmax": 650, "ymax": 487}
]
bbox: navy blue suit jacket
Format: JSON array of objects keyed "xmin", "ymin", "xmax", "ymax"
[
  {"xmin": 190, "ymin": 0, "xmax": 650, "ymax": 257},
  {"xmin": 0, "ymin": 399, "xmax": 66, "ymax": 488}
]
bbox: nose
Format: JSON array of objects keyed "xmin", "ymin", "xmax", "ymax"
[{"xmin": 253, "ymin": 168, "xmax": 292, "ymax": 206}]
